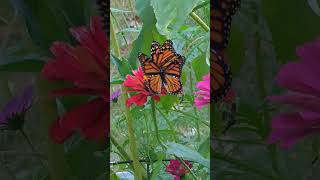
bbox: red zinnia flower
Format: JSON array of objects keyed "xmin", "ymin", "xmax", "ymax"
[
  {"xmin": 123, "ymin": 67, "xmax": 160, "ymax": 107},
  {"xmin": 166, "ymin": 160, "xmax": 193, "ymax": 180},
  {"xmin": 42, "ymin": 16, "xmax": 108, "ymax": 143}
]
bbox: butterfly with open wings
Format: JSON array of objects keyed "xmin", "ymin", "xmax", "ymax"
[{"xmin": 138, "ymin": 40, "xmax": 185, "ymax": 95}]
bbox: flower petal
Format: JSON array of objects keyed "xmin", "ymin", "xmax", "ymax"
[
  {"xmin": 267, "ymin": 113, "xmax": 320, "ymax": 148},
  {"xmin": 275, "ymin": 62, "xmax": 320, "ymax": 97},
  {"xmin": 296, "ymin": 38, "xmax": 320, "ymax": 64},
  {"xmin": 126, "ymin": 94, "xmax": 148, "ymax": 107},
  {"xmin": 50, "ymin": 98, "xmax": 107, "ymax": 143},
  {"xmin": 269, "ymin": 92, "xmax": 320, "ymax": 112}
]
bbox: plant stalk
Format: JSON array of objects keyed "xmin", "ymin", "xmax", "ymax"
[
  {"xmin": 150, "ymin": 99, "xmax": 198, "ymax": 179},
  {"xmin": 36, "ymin": 75, "xmax": 68, "ymax": 180},
  {"xmin": 20, "ymin": 129, "xmax": 47, "ymax": 169},
  {"xmin": 121, "ymin": 89, "xmax": 143, "ymax": 179},
  {"xmin": 189, "ymin": 12, "xmax": 209, "ymax": 32},
  {"xmin": 110, "ymin": 16, "xmax": 121, "ymax": 58}
]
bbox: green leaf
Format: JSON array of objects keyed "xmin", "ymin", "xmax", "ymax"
[
  {"xmin": 10, "ymin": 0, "xmax": 71, "ymax": 49},
  {"xmin": 191, "ymin": 53, "xmax": 209, "ymax": 81},
  {"xmin": 59, "ymin": 0, "xmax": 86, "ymax": 26},
  {"xmin": 151, "ymin": 153, "xmax": 165, "ymax": 180},
  {"xmin": 110, "ymin": 79, "xmax": 124, "ymax": 85},
  {"xmin": 111, "ymin": 54, "xmax": 132, "ymax": 78},
  {"xmin": 0, "ymin": 59, "xmax": 44, "ymax": 72},
  {"xmin": 128, "ymin": 0, "xmax": 166, "ymax": 69},
  {"xmin": 166, "ymin": 142, "xmax": 210, "ymax": 168},
  {"xmin": 159, "ymin": 95, "xmax": 179, "ymax": 111},
  {"xmin": 67, "ymin": 140, "xmax": 106, "ymax": 180},
  {"xmin": 110, "ymin": 170, "xmax": 120, "ymax": 180},
  {"xmin": 150, "ymin": 0, "xmax": 201, "ymax": 34},
  {"xmin": 198, "ymin": 137, "xmax": 210, "ymax": 158},
  {"xmin": 262, "ymin": 0, "xmax": 320, "ymax": 63}
]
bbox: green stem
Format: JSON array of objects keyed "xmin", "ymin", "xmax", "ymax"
[
  {"xmin": 110, "ymin": 135, "xmax": 131, "ymax": 161},
  {"xmin": 175, "ymin": 156, "xmax": 198, "ymax": 180},
  {"xmin": 110, "ymin": 135, "xmax": 136, "ymax": 172},
  {"xmin": 150, "ymin": 100, "xmax": 198, "ymax": 179},
  {"xmin": 150, "ymin": 99, "xmax": 167, "ymax": 149},
  {"xmin": 189, "ymin": 12, "xmax": 209, "ymax": 32},
  {"xmin": 20, "ymin": 129, "xmax": 47, "ymax": 169},
  {"xmin": 192, "ymin": 1, "xmax": 210, "ymax": 12},
  {"xmin": 110, "ymin": 16, "xmax": 121, "ymax": 58},
  {"xmin": 189, "ymin": 70, "xmax": 200, "ymax": 141},
  {"xmin": 122, "ymin": 89, "xmax": 142, "ymax": 179},
  {"xmin": 111, "ymin": 12, "xmax": 129, "ymax": 46},
  {"xmin": 36, "ymin": 76, "xmax": 68, "ymax": 180},
  {"xmin": 252, "ymin": 3, "xmax": 279, "ymax": 176},
  {"xmin": 173, "ymin": 108, "xmax": 209, "ymax": 127},
  {"xmin": 154, "ymin": 106, "xmax": 178, "ymax": 142}
]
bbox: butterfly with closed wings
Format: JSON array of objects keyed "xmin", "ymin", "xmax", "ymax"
[
  {"xmin": 211, "ymin": 0, "xmax": 241, "ymax": 51},
  {"xmin": 138, "ymin": 40, "xmax": 185, "ymax": 95},
  {"xmin": 211, "ymin": 0, "xmax": 241, "ymax": 103}
]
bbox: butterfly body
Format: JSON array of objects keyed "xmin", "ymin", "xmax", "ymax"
[{"xmin": 139, "ymin": 40, "xmax": 185, "ymax": 95}]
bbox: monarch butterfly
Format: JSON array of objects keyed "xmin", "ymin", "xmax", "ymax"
[
  {"xmin": 211, "ymin": 49, "xmax": 232, "ymax": 103},
  {"xmin": 211, "ymin": 0, "xmax": 241, "ymax": 51},
  {"xmin": 211, "ymin": 0, "xmax": 240, "ymax": 103},
  {"xmin": 138, "ymin": 40, "xmax": 185, "ymax": 95},
  {"xmin": 96, "ymin": 0, "xmax": 109, "ymax": 34}
]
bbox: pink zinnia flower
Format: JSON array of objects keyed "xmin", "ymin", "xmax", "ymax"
[
  {"xmin": 267, "ymin": 38, "xmax": 320, "ymax": 148},
  {"xmin": 123, "ymin": 67, "xmax": 160, "ymax": 107},
  {"xmin": 166, "ymin": 160, "xmax": 193, "ymax": 180},
  {"xmin": 194, "ymin": 74, "xmax": 210, "ymax": 108}
]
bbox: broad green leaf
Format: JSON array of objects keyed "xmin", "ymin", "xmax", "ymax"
[
  {"xmin": 151, "ymin": 153, "xmax": 165, "ymax": 180},
  {"xmin": 67, "ymin": 140, "xmax": 106, "ymax": 180},
  {"xmin": 111, "ymin": 54, "xmax": 132, "ymax": 78},
  {"xmin": 110, "ymin": 170, "xmax": 120, "ymax": 180},
  {"xmin": 198, "ymin": 137, "xmax": 210, "ymax": 158},
  {"xmin": 150, "ymin": 0, "xmax": 201, "ymax": 35},
  {"xmin": 192, "ymin": 53, "xmax": 209, "ymax": 81},
  {"xmin": 262, "ymin": 0, "xmax": 320, "ymax": 63},
  {"xmin": 59, "ymin": 0, "xmax": 86, "ymax": 26},
  {"xmin": 166, "ymin": 142, "xmax": 210, "ymax": 168},
  {"xmin": 128, "ymin": 0, "xmax": 165, "ymax": 68},
  {"xmin": 159, "ymin": 95, "xmax": 179, "ymax": 111},
  {"xmin": 10, "ymin": 0, "xmax": 71, "ymax": 49}
]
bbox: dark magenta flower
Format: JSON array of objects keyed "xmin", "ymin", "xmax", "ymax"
[
  {"xmin": 194, "ymin": 74, "xmax": 210, "ymax": 108},
  {"xmin": 42, "ymin": 16, "xmax": 108, "ymax": 143},
  {"xmin": 268, "ymin": 38, "xmax": 320, "ymax": 148},
  {"xmin": 166, "ymin": 159, "xmax": 193, "ymax": 180},
  {"xmin": 0, "ymin": 85, "xmax": 34, "ymax": 130},
  {"xmin": 123, "ymin": 66, "xmax": 160, "ymax": 107}
]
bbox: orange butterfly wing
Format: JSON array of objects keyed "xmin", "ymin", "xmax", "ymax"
[
  {"xmin": 211, "ymin": 49, "xmax": 232, "ymax": 103},
  {"xmin": 138, "ymin": 40, "xmax": 185, "ymax": 95},
  {"xmin": 211, "ymin": 0, "xmax": 241, "ymax": 51}
]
